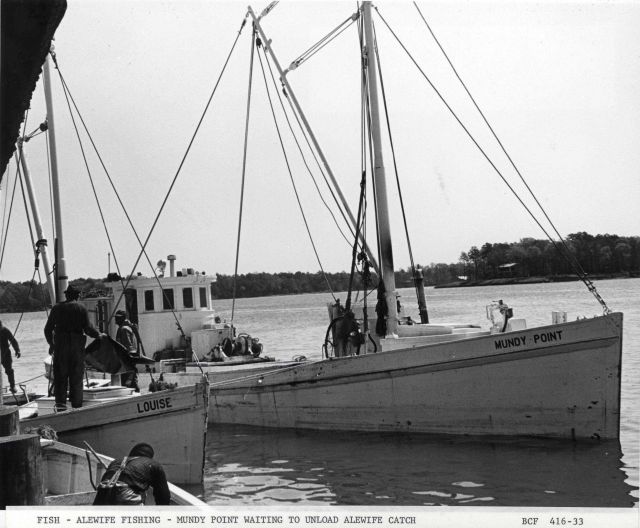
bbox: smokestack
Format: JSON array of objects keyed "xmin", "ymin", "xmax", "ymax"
[{"xmin": 167, "ymin": 254, "xmax": 176, "ymax": 277}]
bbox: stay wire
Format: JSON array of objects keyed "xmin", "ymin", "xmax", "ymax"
[
  {"xmin": 257, "ymin": 37, "xmax": 337, "ymax": 300},
  {"xmin": 411, "ymin": 3, "xmax": 608, "ymax": 313},
  {"xmin": 0, "ymin": 111, "xmax": 29, "ymax": 273},
  {"xmin": 231, "ymin": 22, "xmax": 256, "ymax": 324},
  {"xmin": 263, "ymin": 40, "xmax": 353, "ymax": 250},
  {"xmin": 55, "ymin": 62, "xmax": 125, "ymax": 282},
  {"xmin": 374, "ymin": 7, "xmax": 611, "ymax": 315},
  {"xmin": 56, "ymin": 15, "xmax": 249, "ymax": 335},
  {"xmin": 51, "ymin": 53, "xmax": 190, "ymax": 335},
  {"xmin": 281, "ymin": 88, "xmax": 356, "ymax": 248},
  {"xmin": 0, "ymin": 163, "xmax": 16, "ymax": 267},
  {"xmin": 279, "ymin": 13, "xmax": 364, "ymax": 247},
  {"xmin": 16, "ymin": 159, "xmax": 51, "ymax": 320}
]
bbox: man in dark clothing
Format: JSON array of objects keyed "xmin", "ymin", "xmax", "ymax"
[
  {"xmin": 98, "ymin": 443, "xmax": 171, "ymax": 505},
  {"xmin": 44, "ymin": 285, "xmax": 102, "ymax": 411},
  {"xmin": 114, "ymin": 310, "xmax": 140, "ymax": 391},
  {"xmin": 0, "ymin": 320, "xmax": 21, "ymax": 393}
]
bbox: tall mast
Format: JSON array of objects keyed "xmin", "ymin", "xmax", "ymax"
[
  {"xmin": 43, "ymin": 47, "xmax": 68, "ymax": 302},
  {"xmin": 362, "ymin": 1, "xmax": 398, "ymax": 335},
  {"xmin": 247, "ymin": 5, "xmax": 380, "ymax": 275}
]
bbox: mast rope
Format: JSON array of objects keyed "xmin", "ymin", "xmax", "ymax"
[
  {"xmin": 53, "ymin": 59, "xmax": 125, "ymax": 282},
  {"xmin": 372, "ymin": 18, "xmax": 426, "ymax": 320},
  {"xmin": 10, "ymin": 150, "xmax": 51, "ymax": 330},
  {"xmin": 261, "ymin": 34, "xmax": 353, "ymax": 250},
  {"xmin": 0, "ymin": 161, "xmax": 19, "ymax": 273},
  {"xmin": 50, "ymin": 52, "xmax": 188, "ymax": 339},
  {"xmin": 374, "ymin": 6, "xmax": 611, "ymax": 314},
  {"xmin": 231, "ymin": 22, "xmax": 256, "ymax": 324},
  {"xmin": 411, "ymin": 3, "xmax": 609, "ymax": 314},
  {"xmin": 102, "ymin": 14, "xmax": 249, "ymax": 357},
  {"xmin": 0, "ymin": 110, "xmax": 30, "ymax": 274},
  {"xmin": 280, "ymin": 87, "xmax": 356, "ymax": 248},
  {"xmin": 257, "ymin": 35, "xmax": 337, "ymax": 300},
  {"xmin": 51, "ymin": 15, "xmax": 248, "ymax": 348}
]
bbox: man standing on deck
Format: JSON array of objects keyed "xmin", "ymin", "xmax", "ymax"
[
  {"xmin": 44, "ymin": 285, "xmax": 103, "ymax": 410},
  {"xmin": 114, "ymin": 309, "xmax": 140, "ymax": 392},
  {"xmin": 0, "ymin": 320, "xmax": 21, "ymax": 393}
]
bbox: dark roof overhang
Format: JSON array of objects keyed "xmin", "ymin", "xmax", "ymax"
[{"xmin": 1, "ymin": 0, "xmax": 67, "ymax": 180}]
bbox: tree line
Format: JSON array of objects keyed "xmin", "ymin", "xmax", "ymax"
[
  {"xmin": 1, "ymin": 233, "xmax": 637, "ymax": 311},
  {"xmin": 449, "ymin": 232, "xmax": 640, "ymax": 283}
]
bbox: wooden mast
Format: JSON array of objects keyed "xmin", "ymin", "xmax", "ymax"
[
  {"xmin": 362, "ymin": 1, "xmax": 398, "ymax": 335},
  {"xmin": 42, "ymin": 47, "xmax": 68, "ymax": 302}
]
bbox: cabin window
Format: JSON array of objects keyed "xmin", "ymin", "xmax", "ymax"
[
  {"xmin": 183, "ymin": 288, "xmax": 194, "ymax": 309},
  {"xmin": 162, "ymin": 288, "xmax": 174, "ymax": 310},
  {"xmin": 144, "ymin": 290, "xmax": 155, "ymax": 311},
  {"xmin": 199, "ymin": 287, "xmax": 208, "ymax": 308}
]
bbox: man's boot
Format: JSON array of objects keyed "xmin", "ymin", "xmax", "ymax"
[{"xmin": 7, "ymin": 368, "xmax": 17, "ymax": 393}]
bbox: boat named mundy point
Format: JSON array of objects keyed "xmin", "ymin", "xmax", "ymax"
[{"xmin": 95, "ymin": 2, "xmax": 623, "ymax": 441}]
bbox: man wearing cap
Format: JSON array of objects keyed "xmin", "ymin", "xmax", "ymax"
[
  {"xmin": 114, "ymin": 310, "xmax": 140, "ymax": 391},
  {"xmin": 44, "ymin": 284, "xmax": 103, "ymax": 410},
  {"xmin": 0, "ymin": 320, "xmax": 21, "ymax": 393},
  {"xmin": 95, "ymin": 442, "xmax": 171, "ymax": 505}
]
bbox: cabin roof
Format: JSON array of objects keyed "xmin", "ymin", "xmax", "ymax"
[{"xmin": 1, "ymin": 0, "xmax": 67, "ymax": 179}]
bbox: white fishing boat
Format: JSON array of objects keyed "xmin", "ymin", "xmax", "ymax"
[
  {"xmin": 19, "ymin": 380, "xmax": 209, "ymax": 485},
  {"xmin": 157, "ymin": 2, "xmax": 623, "ymax": 440},
  {"xmin": 4, "ymin": 13, "xmax": 209, "ymax": 484},
  {"xmin": 6, "ymin": 3, "xmax": 623, "ymax": 443},
  {"xmin": 41, "ymin": 439, "xmax": 207, "ymax": 505}
]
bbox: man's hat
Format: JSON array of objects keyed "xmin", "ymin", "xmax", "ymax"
[
  {"xmin": 129, "ymin": 443, "xmax": 154, "ymax": 458},
  {"xmin": 115, "ymin": 310, "xmax": 127, "ymax": 318}
]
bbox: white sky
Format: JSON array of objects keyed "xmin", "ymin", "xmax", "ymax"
[{"xmin": 2, "ymin": 0, "xmax": 639, "ymax": 283}]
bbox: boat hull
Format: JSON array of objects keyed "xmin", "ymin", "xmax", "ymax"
[
  {"xmin": 41, "ymin": 440, "xmax": 207, "ymax": 505},
  {"xmin": 193, "ymin": 313, "xmax": 622, "ymax": 439},
  {"xmin": 21, "ymin": 382, "xmax": 209, "ymax": 484}
]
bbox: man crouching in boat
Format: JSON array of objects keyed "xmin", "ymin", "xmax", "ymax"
[
  {"xmin": 94, "ymin": 442, "xmax": 170, "ymax": 505},
  {"xmin": 44, "ymin": 285, "xmax": 104, "ymax": 411}
]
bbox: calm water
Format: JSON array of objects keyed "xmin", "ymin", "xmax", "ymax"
[{"xmin": 3, "ymin": 279, "xmax": 639, "ymax": 507}]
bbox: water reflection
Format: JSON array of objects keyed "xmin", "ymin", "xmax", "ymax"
[{"xmin": 203, "ymin": 425, "xmax": 637, "ymax": 507}]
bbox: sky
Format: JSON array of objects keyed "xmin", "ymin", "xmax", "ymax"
[{"xmin": 1, "ymin": 0, "xmax": 639, "ymax": 283}]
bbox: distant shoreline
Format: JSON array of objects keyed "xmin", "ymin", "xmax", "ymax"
[{"xmin": 432, "ymin": 272, "xmax": 637, "ymax": 289}]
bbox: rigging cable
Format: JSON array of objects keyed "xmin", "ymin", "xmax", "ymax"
[
  {"xmin": 257, "ymin": 35, "xmax": 337, "ymax": 300},
  {"xmin": 0, "ymin": 111, "xmax": 30, "ymax": 273},
  {"xmin": 411, "ymin": 2, "xmax": 610, "ymax": 314},
  {"xmin": 278, "ymin": 11, "xmax": 364, "ymax": 253},
  {"xmin": 280, "ymin": 87, "xmax": 355, "ymax": 248},
  {"xmin": 373, "ymin": 7, "xmax": 611, "ymax": 314},
  {"xmin": 50, "ymin": 52, "xmax": 186, "ymax": 341},
  {"xmin": 51, "ymin": 15, "xmax": 249, "ymax": 345},
  {"xmin": 54, "ymin": 61, "xmax": 125, "ymax": 282},
  {"xmin": 231, "ymin": 22, "xmax": 256, "ymax": 324},
  {"xmin": 105, "ymin": 15, "xmax": 249, "ymax": 336},
  {"xmin": 372, "ymin": 18, "xmax": 426, "ymax": 319},
  {"xmin": 15, "ymin": 158, "xmax": 52, "ymax": 330}
]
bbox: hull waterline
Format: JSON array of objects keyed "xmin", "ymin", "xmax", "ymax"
[
  {"xmin": 169, "ymin": 314, "xmax": 622, "ymax": 440},
  {"xmin": 21, "ymin": 382, "xmax": 209, "ymax": 484}
]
